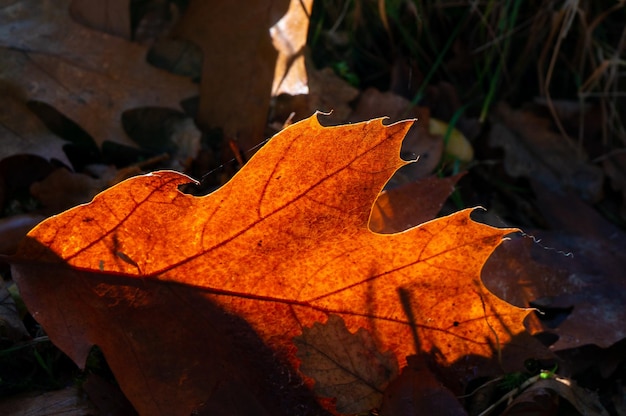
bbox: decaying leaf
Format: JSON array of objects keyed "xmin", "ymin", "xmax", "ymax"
[
  {"xmin": 13, "ymin": 114, "xmax": 530, "ymax": 414},
  {"xmin": 306, "ymin": 64, "xmax": 360, "ymax": 124},
  {"xmin": 0, "ymin": 214, "xmax": 45, "ymax": 255},
  {"xmin": 483, "ymin": 181, "xmax": 626, "ymax": 351},
  {"xmin": 29, "ymin": 168, "xmax": 112, "ymax": 215},
  {"xmin": 489, "ymin": 103, "xmax": 604, "ymax": 202},
  {"xmin": 0, "ymin": 0, "xmax": 197, "ymax": 149},
  {"xmin": 295, "ymin": 314, "xmax": 399, "ymax": 414},
  {"xmin": 0, "ymin": 89, "xmax": 71, "ymax": 166}
]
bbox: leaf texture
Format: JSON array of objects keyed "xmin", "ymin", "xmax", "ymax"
[{"xmin": 13, "ymin": 114, "xmax": 529, "ymax": 414}]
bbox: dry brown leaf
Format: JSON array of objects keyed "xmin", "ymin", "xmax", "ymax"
[
  {"xmin": 0, "ymin": 0, "xmax": 197, "ymax": 149},
  {"xmin": 0, "ymin": 89, "xmax": 71, "ymax": 166},
  {"xmin": 13, "ymin": 115, "xmax": 530, "ymax": 414},
  {"xmin": 484, "ymin": 228, "xmax": 626, "ymax": 351},
  {"xmin": 0, "ymin": 214, "xmax": 45, "ymax": 255},
  {"xmin": 69, "ymin": 0, "xmax": 131, "ymax": 39},
  {"xmin": 29, "ymin": 168, "xmax": 110, "ymax": 215},
  {"xmin": 489, "ymin": 103, "xmax": 604, "ymax": 202},
  {"xmin": 295, "ymin": 315, "xmax": 399, "ymax": 414},
  {"xmin": 307, "ymin": 65, "xmax": 360, "ymax": 124}
]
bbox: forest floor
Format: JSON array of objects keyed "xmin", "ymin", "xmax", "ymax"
[{"xmin": 1, "ymin": 1, "xmax": 625, "ymax": 415}]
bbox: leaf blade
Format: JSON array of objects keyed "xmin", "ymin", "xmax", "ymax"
[{"xmin": 14, "ymin": 114, "xmax": 530, "ymax": 414}]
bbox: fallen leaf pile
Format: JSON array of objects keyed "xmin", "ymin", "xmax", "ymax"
[{"xmin": 12, "ymin": 115, "xmax": 531, "ymax": 414}]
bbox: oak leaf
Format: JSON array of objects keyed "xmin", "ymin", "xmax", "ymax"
[
  {"xmin": 0, "ymin": 89, "xmax": 71, "ymax": 165},
  {"xmin": 12, "ymin": 114, "xmax": 529, "ymax": 414},
  {"xmin": 0, "ymin": 0, "xmax": 196, "ymax": 149}
]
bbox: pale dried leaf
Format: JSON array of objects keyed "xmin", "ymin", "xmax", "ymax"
[{"xmin": 271, "ymin": 0, "xmax": 313, "ymax": 95}]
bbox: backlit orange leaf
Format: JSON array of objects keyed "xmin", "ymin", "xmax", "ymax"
[{"xmin": 12, "ymin": 114, "xmax": 530, "ymax": 414}]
